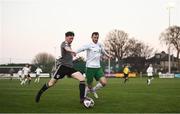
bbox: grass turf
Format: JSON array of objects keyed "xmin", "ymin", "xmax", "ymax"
[{"xmin": 0, "ymin": 77, "xmax": 180, "ymax": 113}]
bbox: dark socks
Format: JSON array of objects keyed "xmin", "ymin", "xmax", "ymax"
[
  {"xmin": 79, "ymin": 81, "xmax": 85, "ymax": 101},
  {"xmin": 39, "ymin": 83, "xmax": 49, "ymax": 93},
  {"xmin": 124, "ymin": 78, "xmax": 128, "ymax": 83},
  {"xmin": 28, "ymin": 80, "xmax": 31, "ymax": 84},
  {"xmin": 35, "ymin": 83, "xmax": 49, "ymax": 103}
]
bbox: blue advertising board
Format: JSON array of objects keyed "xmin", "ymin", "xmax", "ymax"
[{"xmin": 175, "ymin": 74, "xmax": 180, "ymax": 78}]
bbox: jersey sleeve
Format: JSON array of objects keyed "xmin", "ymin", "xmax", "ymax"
[
  {"xmin": 76, "ymin": 44, "xmax": 90, "ymax": 53},
  {"xmin": 61, "ymin": 42, "xmax": 70, "ymax": 49},
  {"xmin": 99, "ymin": 43, "xmax": 108, "ymax": 55}
]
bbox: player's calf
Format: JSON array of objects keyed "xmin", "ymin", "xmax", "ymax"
[
  {"xmin": 79, "ymin": 81, "xmax": 86, "ymax": 103},
  {"xmin": 35, "ymin": 83, "xmax": 49, "ymax": 103}
]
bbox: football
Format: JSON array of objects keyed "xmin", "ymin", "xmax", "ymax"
[{"xmin": 83, "ymin": 97, "xmax": 94, "ymax": 108}]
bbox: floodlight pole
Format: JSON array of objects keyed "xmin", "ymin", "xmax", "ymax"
[
  {"xmin": 168, "ymin": 7, "xmax": 171, "ymax": 74},
  {"xmin": 167, "ymin": 3, "xmax": 174, "ymax": 74},
  {"xmin": 108, "ymin": 48, "xmax": 111, "ymax": 75}
]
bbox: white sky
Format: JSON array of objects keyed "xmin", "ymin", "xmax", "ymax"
[{"xmin": 0, "ymin": 0, "xmax": 180, "ymax": 64}]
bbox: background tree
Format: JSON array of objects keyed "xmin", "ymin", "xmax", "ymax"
[
  {"xmin": 141, "ymin": 44, "xmax": 156, "ymax": 59},
  {"xmin": 104, "ymin": 29, "xmax": 129, "ymax": 65},
  {"xmin": 126, "ymin": 38, "xmax": 155, "ymax": 59},
  {"xmin": 126, "ymin": 38, "xmax": 141, "ymax": 57},
  {"xmin": 160, "ymin": 25, "xmax": 180, "ymax": 70},
  {"xmin": 32, "ymin": 52, "xmax": 55, "ymax": 73}
]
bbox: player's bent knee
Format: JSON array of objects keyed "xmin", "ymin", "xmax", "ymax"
[
  {"xmin": 100, "ymin": 80, "xmax": 107, "ymax": 86},
  {"xmin": 72, "ymin": 72, "xmax": 85, "ymax": 81},
  {"xmin": 100, "ymin": 78, "xmax": 107, "ymax": 87},
  {"xmin": 48, "ymin": 82, "xmax": 54, "ymax": 87},
  {"xmin": 79, "ymin": 77, "xmax": 85, "ymax": 82},
  {"xmin": 48, "ymin": 79, "xmax": 57, "ymax": 87},
  {"xmin": 77, "ymin": 75, "xmax": 85, "ymax": 82}
]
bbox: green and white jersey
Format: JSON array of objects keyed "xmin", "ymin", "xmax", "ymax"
[
  {"xmin": 22, "ymin": 67, "xmax": 30, "ymax": 75},
  {"xmin": 146, "ymin": 66, "xmax": 153, "ymax": 76},
  {"xmin": 35, "ymin": 68, "xmax": 42, "ymax": 75},
  {"xmin": 18, "ymin": 70, "xmax": 22, "ymax": 76},
  {"xmin": 76, "ymin": 42, "xmax": 107, "ymax": 68}
]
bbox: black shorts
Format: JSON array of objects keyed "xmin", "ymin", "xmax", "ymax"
[
  {"xmin": 28, "ymin": 74, "xmax": 31, "ymax": 78},
  {"xmin": 25, "ymin": 74, "xmax": 31, "ymax": 78},
  {"xmin": 124, "ymin": 73, "xmax": 128, "ymax": 78},
  {"xmin": 53, "ymin": 65, "xmax": 77, "ymax": 80}
]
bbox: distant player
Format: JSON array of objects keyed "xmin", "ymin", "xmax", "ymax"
[
  {"xmin": 35, "ymin": 31, "xmax": 86, "ymax": 105},
  {"xmin": 76, "ymin": 32, "xmax": 111, "ymax": 99},
  {"xmin": 17, "ymin": 69, "xmax": 23, "ymax": 81},
  {"xmin": 21, "ymin": 64, "xmax": 31, "ymax": 85},
  {"xmin": 9, "ymin": 68, "xmax": 15, "ymax": 80},
  {"xmin": 34, "ymin": 67, "xmax": 42, "ymax": 83},
  {"xmin": 146, "ymin": 64, "xmax": 154, "ymax": 85},
  {"xmin": 123, "ymin": 65, "xmax": 130, "ymax": 83}
]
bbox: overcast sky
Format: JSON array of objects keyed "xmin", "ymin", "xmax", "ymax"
[{"xmin": 0, "ymin": 0, "xmax": 180, "ymax": 64}]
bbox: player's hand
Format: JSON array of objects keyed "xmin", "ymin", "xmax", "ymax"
[
  {"xmin": 72, "ymin": 52, "xmax": 76, "ymax": 57},
  {"xmin": 73, "ymin": 56, "xmax": 80, "ymax": 61}
]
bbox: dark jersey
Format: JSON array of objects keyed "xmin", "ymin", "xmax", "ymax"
[{"xmin": 58, "ymin": 41, "xmax": 73, "ymax": 68}]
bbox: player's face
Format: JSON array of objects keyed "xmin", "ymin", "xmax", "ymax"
[
  {"xmin": 66, "ymin": 36, "xmax": 74, "ymax": 44},
  {"xmin": 91, "ymin": 35, "xmax": 99, "ymax": 44}
]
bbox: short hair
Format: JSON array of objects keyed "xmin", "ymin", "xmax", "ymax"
[
  {"xmin": 65, "ymin": 31, "xmax": 74, "ymax": 37},
  {"xmin": 91, "ymin": 32, "xmax": 99, "ymax": 37}
]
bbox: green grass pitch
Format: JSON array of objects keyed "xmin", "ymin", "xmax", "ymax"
[{"xmin": 0, "ymin": 77, "xmax": 180, "ymax": 113}]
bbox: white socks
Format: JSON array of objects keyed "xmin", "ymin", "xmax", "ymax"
[
  {"xmin": 84, "ymin": 83, "xmax": 104, "ymax": 97},
  {"xmin": 20, "ymin": 78, "xmax": 28, "ymax": 85},
  {"xmin": 84, "ymin": 86, "xmax": 90, "ymax": 97},
  {"xmin": 37, "ymin": 77, "xmax": 40, "ymax": 82},
  {"xmin": 92, "ymin": 82, "xmax": 103, "ymax": 92},
  {"xmin": 35, "ymin": 77, "xmax": 40, "ymax": 83}
]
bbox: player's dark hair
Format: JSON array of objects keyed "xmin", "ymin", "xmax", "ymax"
[
  {"xmin": 65, "ymin": 31, "xmax": 74, "ymax": 37},
  {"xmin": 91, "ymin": 32, "xmax": 99, "ymax": 37}
]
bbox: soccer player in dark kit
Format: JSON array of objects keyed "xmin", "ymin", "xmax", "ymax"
[{"xmin": 35, "ymin": 31, "xmax": 86, "ymax": 105}]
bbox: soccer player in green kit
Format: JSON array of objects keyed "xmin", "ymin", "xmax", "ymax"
[{"xmin": 76, "ymin": 32, "xmax": 110, "ymax": 99}]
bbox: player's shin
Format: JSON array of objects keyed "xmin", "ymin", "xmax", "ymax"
[
  {"xmin": 35, "ymin": 83, "xmax": 49, "ymax": 103},
  {"xmin": 20, "ymin": 80, "xmax": 24, "ymax": 85},
  {"xmin": 40, "ymin": 83, "xmax": 49, "ymax": 93},
  {"xmin": 79, "ymin": 81, "xmax": 85, "ymax": 102},
  {"xmin": 38, "ymin": 77, "xmax": 40, "ymax": 82}
]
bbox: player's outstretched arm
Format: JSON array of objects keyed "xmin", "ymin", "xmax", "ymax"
[
  {"xmin": 76, "ymin": 44, "xmax": 89, "ymax": 54},
  {"xmin": 64, "ymin": 46, "xmax": 76, "ymax": 56},
  {"xmin": 100, "ymin": 44, "xmax": 111, "ymax": 59}
]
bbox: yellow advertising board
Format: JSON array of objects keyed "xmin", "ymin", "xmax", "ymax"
[{"xmin": 115, "ymin": 73, "xmax": 136, "ymax": 78}]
